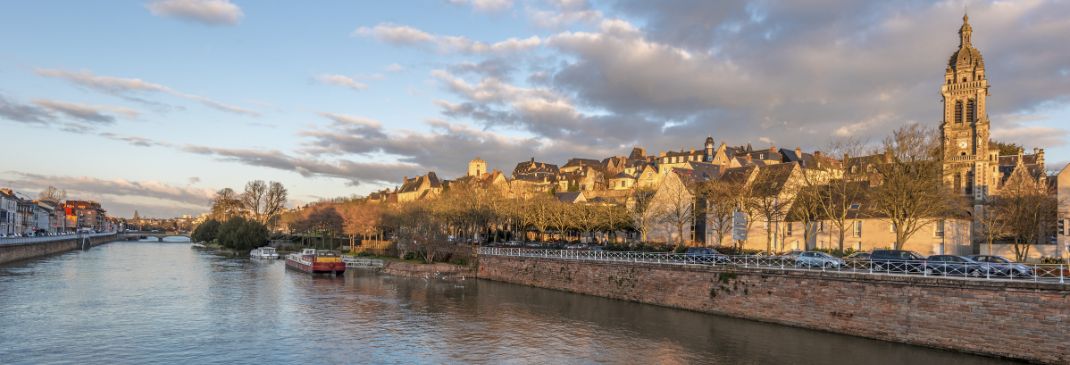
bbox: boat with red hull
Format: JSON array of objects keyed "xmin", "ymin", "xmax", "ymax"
[{"xmin": 286, "ymin": 249, "xmax": 345, "ymax": 275}]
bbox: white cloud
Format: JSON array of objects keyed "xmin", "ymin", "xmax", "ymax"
[
  {"xmin": 354, "ymin": 23, "xmax": 542, "ymax": 54},
  {"xmin": 315, "ymin": 74, "xmax": 368, "ymax": 91},
  {"xmin": 385, "ymin": 63, "xmax": 405, "ymax": 72},
  {"xmin": 147, "ymin": 0, "xmax": 244, "ymax": 26},
  {"xmin": 35, "ymin": 68, "xmax": 258, "ymax": 116},
  {"xmin": 33, "ymin": 99, "xmax": 140, "ymax": 124}
]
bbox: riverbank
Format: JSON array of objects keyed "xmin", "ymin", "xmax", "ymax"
[
  {"xmin": 0, "ymin": 233, "xmax": 117, "ymax": 265},
  {"xmin": 477, "ymin": 255, "xmax": 1069, "ymax": 364}
]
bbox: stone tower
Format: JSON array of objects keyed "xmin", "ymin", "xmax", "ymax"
[
  {"xmin": 941, "ymin": 13, "xmax": 994, "ymax": 204},
  {"xmin": 468, "ymin": 157, "xmax": 487, "ymax": 177},
  {"xmin": 704, "ymin": 136, "xmax": 715, "ymax": 162}
]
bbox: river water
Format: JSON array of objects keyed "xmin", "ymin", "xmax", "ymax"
[{"xmin": 0, "ymin": 241, "xmax": 1020, "ymax": 364}]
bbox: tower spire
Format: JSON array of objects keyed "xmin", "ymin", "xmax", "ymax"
[{"xmin": 959, "ymin": 11, "xmax": 973, "ymax": 46}]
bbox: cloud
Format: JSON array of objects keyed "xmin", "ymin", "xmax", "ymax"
[
  {"xmin": 98, "ymin": 132, "xmax": 169, "ymax": 147},
  {"xmin": 449, "ymin": 0, "xmax": 514, "ymax": 12},
  {"xmin": 181, "ymin": 145, "xmax": 424, "ymax": 186},
  {"xmin": 33, "ymin": 99, "xmax": 139, "ymax": 124},
  {"xmin": 354, "ymin": 23, "xmax": 542, "ymax": 54},
  {"xmin": 385, "ymin": 63, "xmax": 405, "ymax": 72},
  {"xmin": 527, "ymin": 0, "xmax": 602, "ymax": 28},
  {"xmin": 414, "ymin": 1, "xmax": 1070, "ymax": 157},
  {"xmin": 315, "ymin": 74, "xmax": 368, "ymax": 91},
  {"xmin": 0, "ymin": 93, "xmax": 53, "ymax": 124},
  {"xmin": 147, "ymin": 0, "xmax": 243, "ymax": 26},
  {"xmin": 34, "ymin": 68, "xmax": 258, "ymax": 116},
  {"xmin": 0, "ymin": 171, "xmax": 216, "ymax": 217}
]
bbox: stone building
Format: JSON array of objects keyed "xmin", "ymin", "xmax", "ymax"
[{"xmin": 939, "ymin": 14, "xmax": 1046, "ymax": 208}]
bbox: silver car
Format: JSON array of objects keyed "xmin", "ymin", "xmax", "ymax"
[{"xmin": 795, "ymin": 251, "xmax": 846, "ymax": 269}]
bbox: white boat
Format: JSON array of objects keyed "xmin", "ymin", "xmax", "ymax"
[{"xmin": 250, "ymin": 246, "xmax": 279, "ymax": 259}]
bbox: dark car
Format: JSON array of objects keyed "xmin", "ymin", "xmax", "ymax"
[
  {"xmin": 870, "ymin": 249, "xmax": 926, "ymax": 273},
  {"xmin": 684, "ymin": 247, "xmax": 730, "ymax": 264},
  {"xmin": 968, "ymin": 255, "xmax": 1034, "ymax": 278},
  {"xmin": 924, "ymin": 255, "xmax": 987, "ymax": 277}
]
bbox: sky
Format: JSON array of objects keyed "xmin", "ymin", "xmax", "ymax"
[{"xmin": 1, "ymin": 0, "xmax": 1069, "ymax": 218}]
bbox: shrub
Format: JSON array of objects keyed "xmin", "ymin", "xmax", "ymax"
[
  {"xmin": 216, "ymin": 217, "xmax": 269, "ymax": 252},
  {"xmin": 191, "ymin": 219, "xmax": 221, "ymax": 243}
]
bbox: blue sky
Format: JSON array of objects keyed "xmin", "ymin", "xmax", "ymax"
[{"xmin": 2, "ymin": 0, "xmax": 1069, "ymax": 217}]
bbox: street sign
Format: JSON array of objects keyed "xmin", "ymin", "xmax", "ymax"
[{"xmin": 732, "ymin": 211, "xmax": 748, "ymax": 241}]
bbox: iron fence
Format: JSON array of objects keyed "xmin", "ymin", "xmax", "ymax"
[
  {"xmin": 0, "ymin": 232, "xmax": 116, "ymax": 246},
  {"xmin": 478, "ymin": 247, "xmax": 1068, "ymax": 285}
]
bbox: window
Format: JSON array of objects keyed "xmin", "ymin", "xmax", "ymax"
[
  {"xmin": 849, "ymin": 203, "xmax": 860, "ymax": 210},
  {"xmin": 787, "ymin": 222, "xmax": 794, "ymax": 236},
  {"xmin": 954, "ymin": 101, "xmax": 963, "ymax": 123},
  {"xmin": 889, "ymin": 223, "xmax": 896, "ymax": 233},
  {"xmin": 853, "ymin": 221, "xmax": 862, "ymax": 237},
  {"xmin": 935, "ymin": 220, "xmax": 945, "ymax": 237},
  {"xmin": 966, "ymin": 99, "xmax": 976, "ymax": 123}
]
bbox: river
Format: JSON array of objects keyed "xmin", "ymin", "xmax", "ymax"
[{"xmin": 0, "ymin": 241, "xmax": 1021, "ymax": 364}]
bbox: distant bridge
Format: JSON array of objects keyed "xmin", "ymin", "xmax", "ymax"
[{"xmin": 121, "ymin": 231, "xmax": 191, "ymax": 241}]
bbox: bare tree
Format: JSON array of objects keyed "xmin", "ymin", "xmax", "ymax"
[
  {"xmin": 869, "ymin": 125, "xmax": 959, "ymax": 249},
  {"xmin": 241, "ymin": 180, "xmax": 268, "ymax": 221},
  {"xmin": 653, "ymin": 174, "xmax": 695, "ymax": 246},
  {"xmin": 628, "ymin": 187, "xmax": 657, "ymax": 242},
  {"xmin": 700, "ymin": 180, "xmax": 738, "ymax": 247},
  {"xmin": 210, "ymin": 188, "xmax": 243, "ymax": 221},
  {"xmin": 745, "ymin": 164, "xmax": 801, "ymax": 254},
  {"xmin": 996, "ymin": 175, "xmax": 1058, "ymax": 261},
  {"xmin": 38, "ymin": 186, "xmax": 66, "ymax": 203},
  {"xmin": 815, "ymin": 139, "xmax": 869, "ymax": 251},
  {"xmin": 263, "ymin": 182, "xmax": 288, "ymax": 228}
]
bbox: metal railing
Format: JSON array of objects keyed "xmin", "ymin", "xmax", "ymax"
[
  {"xmin": 478, "ymin": 247, "xmax": 1068, "ymax": 285},
  {"xmin": 0, "ymin": 232, "xmax": 117, "ymax": 246}
]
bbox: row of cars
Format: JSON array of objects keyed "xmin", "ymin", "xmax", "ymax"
[{"xmin": 683, "ymin": 248, "xmax": 1035, "ymax": 278}]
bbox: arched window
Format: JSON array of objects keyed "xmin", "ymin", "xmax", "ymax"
[
  {"xmin": 954, "ymin": 101, "xmax": 963, "ymax": 123},
  {"xmin": 962, "ymin": 77, "xmax": 967, "ymax": 82},
  {"xmin": 966, "ymin": 99, "xmax": 976, "ymax": 123}
]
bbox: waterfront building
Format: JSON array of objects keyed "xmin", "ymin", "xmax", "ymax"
[
  {"xmin": 63, "ymin": 200, "xmax": 107, "ymax": 231},
  {"xmin": 0, "ymin": 190, "xmax": 16, "ymax": 236}
]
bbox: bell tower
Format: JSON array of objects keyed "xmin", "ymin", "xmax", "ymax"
[{"xmin": 941, "ymin": 13, "xmax": 992, "ymax": 203}]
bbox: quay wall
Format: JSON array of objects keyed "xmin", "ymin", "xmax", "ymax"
[
  {"xmin": 477, "ymin": 256, "xmax": 1070, "ymax": 364},
  {"xmin": 0, "ymin": 235, "xmax": 116, "ymax": 265}
]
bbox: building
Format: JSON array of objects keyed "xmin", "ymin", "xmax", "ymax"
[
  {"xmin": 0, "ymin": 190, "xmax": 16, "ymax": 236},
  {"xmin": 397, "ymin": 172, "xmax": 443, "ymax": 202},
  {"xmin": 63, "ymin": 200, "xmax": 107, "ymax": 231},
  {"xmin": 939, "ymin": 14, "xmax": 1046, "ymax": 211}
]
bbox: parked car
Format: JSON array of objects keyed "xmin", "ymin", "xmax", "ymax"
[
  {"xmin": 684, "ymin": 247, "xmax": 730, "ymax": 264},
  {"xmin": 924, "ymin": 255, "xmax": 988, "ymax": 277},
  {"xmin": 795, "ymin": 251, "xmax": 846, "ymax": 269},
  {"xmin": 968, "ymin": 255, "xmax": 1034, "ymax": 278},
  {"xmin": 870, "ymin": 250, "xmax": 927, "ymax": 273}
]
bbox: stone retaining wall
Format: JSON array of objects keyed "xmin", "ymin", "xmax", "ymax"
[
  {"xmin": 382, "ymin": 261, "xmax": 472, "ymax": 279},
  {"xmin": 0, "ymin": 235, "xmax": 116, "ymax": 265},
  {"xmin": 478, "ymin": 256, "xmax": 1070, "ymax": 364}
]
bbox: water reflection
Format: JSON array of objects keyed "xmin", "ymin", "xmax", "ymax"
[{"xmin": 0, "ymin": 242, "xmax": 1021, "ymax": 364}]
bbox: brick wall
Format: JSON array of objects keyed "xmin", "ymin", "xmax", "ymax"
[{"xmin": 478, "ymin": 256, "xmax": 1070, "ymax": 364}]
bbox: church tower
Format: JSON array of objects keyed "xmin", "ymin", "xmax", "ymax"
[
  {"xmin": 941, "ymin": 13, "xmax": 993, "ymax": 204},
  {"xmin": 468, "ymin": 157, "xmax": 487, "ymax": 177}
]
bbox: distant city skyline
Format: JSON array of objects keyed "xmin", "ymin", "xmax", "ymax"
[{"xmin": 2, "ymin": 0, "xmax": 1069, "ymax": 217}]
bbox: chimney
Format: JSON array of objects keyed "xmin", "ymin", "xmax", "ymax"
[
  {"xmin": 745, "ymin": 155, "xmax": 753, "ymax": 164},
  {"xmin": 770, "ymin": 145, "xmax": 777, "ymax": 153},
  {"xmin": 795, "ymin": 146, "xmax": 802, "ymax": 157},
  {"xmin": 814, "ymin": 151, "xmax": 822, "ymax": 157},
  {"xmin": 1037, "ymin": 148, "xmax": 1045, "ymax": 165}
]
